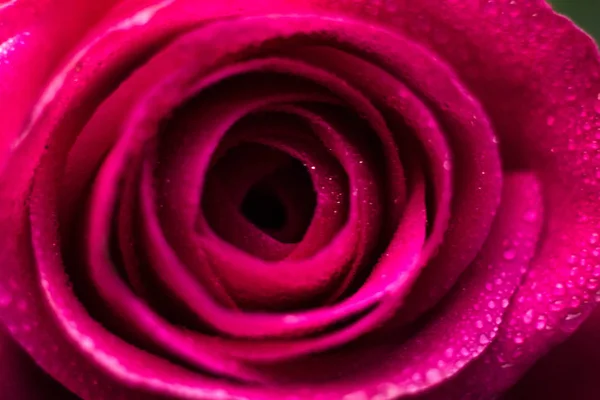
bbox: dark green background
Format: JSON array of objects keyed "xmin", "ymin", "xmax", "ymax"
[{"xmin": 551, "ymin": 0, "xmax": 600, "ymax": 41}]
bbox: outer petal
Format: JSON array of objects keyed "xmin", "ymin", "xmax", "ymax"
[
  {"xmin": 0, "ymin": 326, "xmax": 77, "ymax": 399},
  {"xmin": 385, "ymin": 1, "xmax": 600, "ymax": 396},
  {"xmin": 0, "ymin": 0, "xmax": 119, "ymax": 170},
  {"xmin": 0, "ymin": 0, "xmax": 598, "ymax": 399},
  {"xmin": 503, "ymin": 304, "xmax": 600, "ymax": 400}
]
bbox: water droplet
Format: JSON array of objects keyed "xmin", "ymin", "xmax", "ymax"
[
  {"xmin": 550, "ymin": 299, "xmax": 565, "ymax": 311},
  {"xmin": 570, "ymin": 296, "xmax": 581, "ymax": 308},
  {"xmin": 81, "ymin": 336, "xmax": 95, "ymax": 350},
  {"xmin": 488, "ymin": 300, "xmax": 496, "ymax": 309},
  {"xmin": 475, "ymin": 320, "xmax": 484, "ymax": 329},
  {"xmin": 444, "ymin": 347, "xmax": 454, "ymax": 358},
  {"xmin": 503, "ymin": 248, "xmax": 516, "ymax": 260},
  {"xmin": 523, "ymin": 309, "xmax": 533, "ymax": 324},
  {"xmin": 536, "ymin": 315, "xmax": 547, "ymax": 330},
  {"xmin": 553, "ymin": 283, "xmax": 566, "ymax": 296},
  {"xmin": 513, "ymin": 334, "xmax": 524, "ymax": 344},
  {"xmin": 425, "ymin": 368, "xmax": 442, "ymax": 384},
  {"xmin": 565, "ymin": 312, "xmax": 582, "ymax": 321},
  {"xmin": 443, "ymin": 160, "xmax": 451, "ymax": 170},
  {"xmin": 283, "ymin": 315, "xmax": 300, "ymax": 324},
  {"xmin": 502, "ymin": 299, "xmax": 509, "ymax": 308},
  {"xmin": 479, "ymin": 333, "xmax": 490, "ymax": 344},
  {"xmin": 546, "ymin": 116, "xmax": 556, "ymax": 126}
]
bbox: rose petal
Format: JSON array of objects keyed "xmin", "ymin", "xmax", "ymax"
[
  {"xmin": 0, "ymin": 326, "xmax": 77, "ymax": 400},
  {"xmin": 503, "ymin": 303, "xmax": 600, "ymax": 400},
  {"xmin": 0, "ymin": 1, "xmax": 597, "ymax": 399},
  {"xmin": 0, "ymin": 0, "xmax": 118, "ymax": 171}
]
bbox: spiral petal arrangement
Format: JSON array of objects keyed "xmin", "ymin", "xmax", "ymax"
[{"xmin": 0, "ymin": 1, "xmax": 599, "ymax": 399}]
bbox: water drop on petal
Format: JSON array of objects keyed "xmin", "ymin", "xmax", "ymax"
[{"xmin": 503, "ymin": 248, "xmax": 516, "ymax": 260}]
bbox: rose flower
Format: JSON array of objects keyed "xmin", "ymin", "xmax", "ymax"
[{"xmin": 0, "ymin": 1, "xmax": 599, "ymax": 399}]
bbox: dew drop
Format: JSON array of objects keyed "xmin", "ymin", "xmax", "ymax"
[
  {"xmin": 81, "ymin": 336, "xmax": 95, "ymax": 350},
  {"xmin": 411, "ymin": 372, "xmax": 422, "ymax": 382},
  {"xmin": 536, "ymin": 315, "xmax": 547, "ymax": 330},
  {"xmin": 444, "ymin": 347, "xmax": 454, "ymax": 358},
  {"xmin": 570, "ymin": 296, "xmax": 581, "ymax": 308},
  {"xmin": 513, "ymin": 334, "xmax": 524, "ymax": 344},
  {"xmin": 425, "ymin": 368, "xmax": 442, "ymax": 384},
  {"xmin": 503, "ymin": 248, "xmax": 516, "ymax": 260},
  {"xmin": 550, "ymin": 300, "xmax": 565, "ymax": 312},
  {"xmin": 565, "ymin": 312, "xmax": 582, "ymax": 321},
  {"xmin": 283, "ymin": 315, "xmax": 300, "ymax": 324},
  {"xmin": 479, "ymin": 333, "xmax": 490, "ymax": 345},
  {"xmin": 553, "ymin": 283, "xmax": 566, "ymax": 296},
  {"xmin": 546, "ymin": 115, "xmax": 556, "ymax": 126},
  {"xmin": 488, "ymin": 300, "xmax": 496, "ymax": 309},
  {"xmin": 523, "ymin": 309, "xmax": 533, "ymax": 324},
  {"xmin": 443, "ymin": 160, "xmax": 451, "ymax": 171}
]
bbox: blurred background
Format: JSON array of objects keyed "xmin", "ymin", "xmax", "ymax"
[{"xmin": 551, "ymin": 0, "xmax": 600, "ymax": 40}]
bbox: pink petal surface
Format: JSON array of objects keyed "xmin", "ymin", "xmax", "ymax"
[
  {"xmin": 504, "ymin": 304, "xmax": 600, "ymax": 400},
  {"xmin": 0, "ymin": 1, "xmax": 598, "ymax": 400},
  {"xmin": 0, "ymin": 0, "xmax": 118, "ymax": 171},
  {"xmin": 0, "ymin": 327, "xmax": 77, "ymax": 400}
]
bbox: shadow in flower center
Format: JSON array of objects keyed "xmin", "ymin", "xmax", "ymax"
[
  {"xmin": 202, "ymin": 142, "xmax": 318, "ymax": 257},
  {"xmin": 242, "ymin": 184, "xmax": 288, "ymax": 232}
]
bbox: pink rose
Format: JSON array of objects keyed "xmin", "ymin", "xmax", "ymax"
[{"xmin": 0, "ymin": 0, "xmax": 599, "ymax": 399}]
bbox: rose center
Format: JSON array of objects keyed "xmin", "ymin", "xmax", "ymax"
[
  {"xmin": 240, "ymin": 184, "xmax": 287, "ymax": 231},
  {"xmin": 202, "ymin": 143, "xmax": 318, "ymax": 249},
  {"xmin": 239, "ymin": 156, "xmax": 314, "ymax": 241}
]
